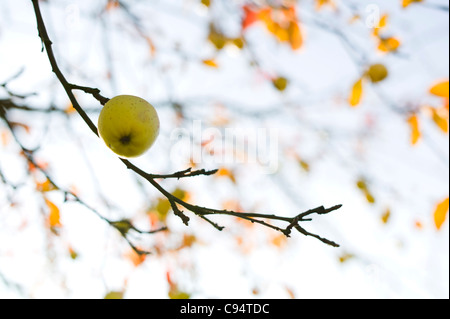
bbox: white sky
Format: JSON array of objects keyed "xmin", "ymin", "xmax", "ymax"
[{"xmin": 0, "ymin": 0, "xmax": 449, "ymax": 299}]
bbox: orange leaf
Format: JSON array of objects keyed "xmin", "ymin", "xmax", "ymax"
[
  {"xmin": 106, "ymin": 0, "xmax": 120, "ymax": 11},
  {"xmin": 407, "ymin": 114, "xmax": 421, "ymax": 145},
  {"xmin": 45, "ymin": 198, "xmax": 61, "ymax": 228},
  {"xmin": 288, "ymin": 21, "xmax": 303, "ymax": 50},
  {"xmin": 315, "ymin": 0, "xmax": 335, "ymax": 10},
  {"xmin": 202, "ymin": 59, "xmax": 219, "ymax": 68},
  {"xmin": 216, "ymin": 167, "xmax": 237, "ymax": 184},
  {"xmin": 378, "ymin": 37, "xmax": 401, "ymax": 53},
  {"xmin": 144, "ymin": 36, "xmax": 157, "ymax": 56},
  {"xmin": 125, "ymin": 249, "xmax": 147, "ymax": 267},
  {"xmin": 434, "ymin": 197, "xmax": 449, "ymax": 230},
  {"xmin": 65, "ymin": 103, "xmax": 76, "ymax": 114},
  {"xmin": 242, "ymin": 5, "xmax": 260, "ymax": 30},
  {"xmin": 402, "ymin": 0, "xmax": 424, "ymax": 8},
  {"xmin": 36, "ymin": 179, "xmax": 58, "ymax": 192},
  {"xmin": 430, "ymin": 80, "xmax": 449, "ymax": 98},
  {"xmin": 349, "ymin": 78, "xmax": 364, "ymax": 107},
  {"xmin": 1, "ymin": 129, "xmax": 10, "ymax": 146},
  {"xmin": 431, "ymin": 107, "xmax": 449, "ymax": 133}
]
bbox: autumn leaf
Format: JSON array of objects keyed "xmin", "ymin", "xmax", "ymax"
[
  {"xmin": 430, "ymin": 80, "xmax": 449, "ymax": 98},
  {"xmin": 430, "ymin": 107, "xmax": 449, "ymax": 133},
  {"xmin": 407, "ymin": 114, "xmax": 421, "ymax": 145},
  {"xmin": 298, "ymin": 159, "xmax": 310, "ymax": 172},
  {"xmin": 372, "ymin": 17, "xmax": 386, "ymax": 37},
  {"xmin": 202, "ymin": 59, "xmax": 219, "ymax": 68},
  {"xmin": 208, "ymin": 24, "xmax": 227, "ymax": 50},
  {"xmin": 36, "ymin": 178, "xmax": 58, "ymax": 193},
  {"xmin": 378, "ymin": 37, "xmax": 401, "ymax": 53},
  {"xmin": 315, "ymin": 0, "xmax": 335, "ymax": 11},
  {"xmin": 288, "ymin": 21, "xmax": 303, "ymax": 50},
  {"xmin": 434, "ymin": 197, "xmax": 449, "ymax": 230},
  {"xmin": 216, "ymin": 167, "xmax": 237, "ymax": 184},
  {"xmin": 402, "ymin": 0, "xmax": 424, "ymax": 8},
  {"xmin": 381, "ymin": 208, "xmax": 391, "ymax": 224},
  {"xmin": 366, "ymin": 63, "xmax": 389, "ymax": 83},
  {"xmin": 414, "ymin": 220, "xmax": 423, "ymax": 230},
  {"xmin": 272, "ymin": 76, "xmax": 289, "ymax": 92},
  {"xmin": 356, "ymin": 178, "xmax": 376, "ymax": 204},
  {"xmin": 166, "ymin": 271, "xmax": 190, "ymax": 299},
  {"xmin": 271, "ymin": 233, "xmax": 288, "ymax": 248},
  {"xmin": 144, "ymin": 36, "xmax": 156, "ymax": 56},
  {"xmin": 65, "ymin": 103, "xmax": 76, "ymax": 114},
  {"xmin": 339, "ymin": 253, "xmax": 355, "ymax": 263},
  {"xmin": 45, "ymin": 198, "xmax": 61, "ymax": 228},
  {"xmin": 201, "ymin": 0, "xmax": 211, "ymax": 7},
  {"xmin": 105, "ymin": 0, "xmax": 120, "ymax": 11},
  {"xmin": 154, "ymin": 198, "xmax": 171, "ymax": 222},
  {"xmin": 349, "ymin": 77, "xmax": 364, "ymax": 107},
  {"xmin": 242, "ymin": 5, "xmax": 260, "ymax": 30},
  {"xmin": 111, "ymin": 219, "xmax": 134, "ymax": 235},
  {"xmin": 104, "ymin": 291, "xmax": 124, "ymax": 299},
  {"xmin": 68, "ymin": 246, "xmax": 78, "ymax": 260},
  {"xmin": 125, "ymin": 249, "xmax": 147, "ymax": 267}
]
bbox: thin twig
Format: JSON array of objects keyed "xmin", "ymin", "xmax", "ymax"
[{"xmin": 30, "ymin": 0, "xmax": 342, "ymax": 247}]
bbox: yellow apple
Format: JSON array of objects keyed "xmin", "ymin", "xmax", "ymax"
[{"xmin": 98, "ymin": 95, "xmax": 160, "ymax": 158}]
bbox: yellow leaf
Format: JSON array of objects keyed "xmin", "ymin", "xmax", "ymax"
[
  {"xmin": 378, "ymin": 14, "xmax": 388, "ymax": 29},
  {"xmin": 65, "ymin": 103, "xmax": 76, "ymax": 114},
  {"xmin": 381, "ymin": 208, "xmax": 391, "ymax": 224},
  {"xmin": 378, "ymin": 37, "xmax": 401, "ymax": 53},
  {"xmin": 104, "ymin": 291, "xmax": 124, "ymax": 299},
  {"xmin": 349, "ymin": 78, "xmax": 364, "ymax": 107},
  {"xmin": 230, "ymin": 37, "xmax": 245, "ymax": 49},
  {"xmin": 272, "ymin": 76, "xmax": 289, "ymax": 92},
  {"xmin": 402, "ymin": 0, "xmax": 424, "ymax": 8},
  {"xmin": 216, "ymin": 167, "xmax": 237, "ymax": 184},
  {"xmin": 169, "ymin": 289, "xmax": 190, "ymax": 300},
  {"xmin": 208, "ymin": 24, "xmax": 227, "ymax": 50},
  {"xmin": 298, "ymin": 159, "xmax": 310, "ymax": 172},
  {"xmin": 202, "ymin": 59, "xmax": 219, "ymax": 68},
  {"xmin": 407, "ymin": 114, "xmax": 421, "ymax": 145},
  {"xmin": 366, "ymin": 63, "xmax": 389, "ymax": 83},
  {"xmin": 273, "ymin": 23, "xmax": 289, "ymax": 43},
  {"xmin": 356, "ymin": 178, "xmax": 375, "ymax": 204},
  {"xmin": 339, "ymin": 253, "xmax": 355, "ymax": 263},
  {"xmin": 201, "ymin": 0, "xmax": 211, "ymax": 7},
  {"xmin": 288, "ymin": 21, "xmax": 303, "ymax": 50},
  {"xmin": 373, "ymin": 14, "xmax": 388, "ymax": 36},
  {"xmin": 36, "ymin": 179, "xmax": 58, "ymax": 193},
  {"xmin": 434, "ymin": 197, "xmax": 449, "ymax": 230},
  {"xmin": 431, "ymin": 107, "xmax": 449, "ymax": 133},
  {"xmin": 45, "ymin": 198, "xmax": 61, "ymax": 228},
  {"xmin": 430, "ymin": 80, "xmax": 449, "ymax": 98},
  {"xmin": 111, "ymin": 219, "xmax": 133, "ymax": 235},
  {"xmin": 316, "ymin": 0, "xmax": 335, "ymax": 10}
]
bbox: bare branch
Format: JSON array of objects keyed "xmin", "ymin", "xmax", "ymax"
[{"xmin": 30, "ymin": 0, "xmax": 342, "ymax": 248}]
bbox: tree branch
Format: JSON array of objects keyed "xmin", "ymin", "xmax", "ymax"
[{"xmin": 30, "ymin": 0, "xmax": 342, "ymax": 248}]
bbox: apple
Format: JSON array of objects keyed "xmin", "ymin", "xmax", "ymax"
[{"xmin": 98, "ymin": 95, "xmax": 160, "ymax": 158}]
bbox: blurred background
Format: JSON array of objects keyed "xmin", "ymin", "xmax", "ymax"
[{"xmin": 0, "ymin": 0, "xmax": 448, "ymax": 299}]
